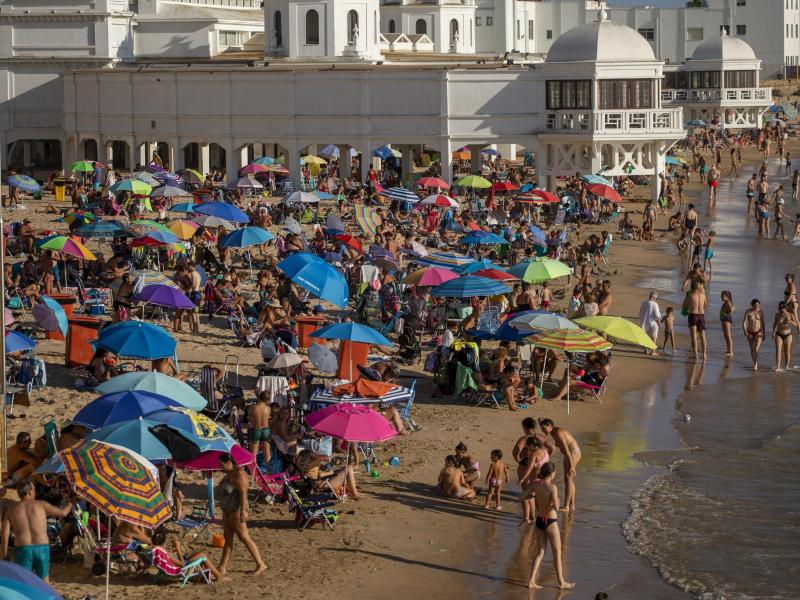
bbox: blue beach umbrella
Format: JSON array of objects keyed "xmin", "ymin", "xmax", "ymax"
[
  {"xmin": 193, "ymin": 202, "xmax": 249, "ymax": 223},
  {"xmin": 456, "ymin": 259, "xmax": 505, "ymax": 275},
  {"xmin": 277, "ymin": 252, "xmax": 348, "ymax": 308},
  {"xmin": 32, "ymin": 297, "xmax": 68, "ymax": 336},
  {"xmin": 459, "ymin": 231, "xmax": 508, "ymax": 245},
  {"xmin": 430, "ymin": 275, "xmax": 510, "ymax": 298},
  {"xmin": 95, "ymin": 371, "xmax": 206, "ymax": 411},
  {"xmin": 529, "ymin": 225, "xmax": 547, "ymax": 245},
  {"xmin": 73, "ymin": 390, "xmax": 182, "ymax": 430},
  {"xmin": 0, "ymin": 560, "xmax": 62, "ymax": 600},
  {"xmin": 132, "ymin": 229, "xmax": 179, "ymax": 246},
  {"xmin": 471, "ymin": 318, "xmax": 530, "ymax": 342},
  {"xmin": 169, "ymin": 202, "xmax": 197, "ymax": 213},
  {"xmin": 312, "ymin": 190, "xmax": 335, "ymax": 200},
  {"xmin": 415, "ymin": 251, "xmax": 475, "ymax": 269},
  {"xmin": 7, "ymin": 175, "xmax": 41, "ymax": 194},
  {"xmin": 686, "ymin": 119, "xmax": 708, "ymax": 128},
  {"xmin": 5, "ymin": 330, "xmax": 36, "ymax": 354},
  {"xmin": 86, "ymin": 417, "xmax": 172, "ymax": 461},
  {"xmin": 96, "ymin": 321, "xmax": 176, "ymax": 359},
  {"xmin": 220, "ymin": 226, "xmax": 274, "ymax": 248},
  {"xmin": 309, "ymin": 322, "xmax": 392, "ymax": 346},
  {"xmin": 77, "ymin": 221, "xmax": 126, "ymax": 239},
  {"xmin": 252, "ymin": 156, "xmax": 276, "ymax": 165}
]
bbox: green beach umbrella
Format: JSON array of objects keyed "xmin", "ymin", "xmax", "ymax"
[
  {"xmin": 130, "ymin": 220, "xmax": 173, "ymax": 235},
  {"xmin": 455, "ymin": 175, "xmax": 492, "ymax": 189},
  {"xmin": 70, "ymin": 160, "xmax": 96, "ymax": 173},
  {"xmin": 110, "ymin": 179, "xmax": 152, "ymax": 196},
  {"xmin": 507, "ymin": 258, "xmax": 572, "ymax": 283}
]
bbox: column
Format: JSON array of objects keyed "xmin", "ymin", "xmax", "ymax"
[
  {"xmin": 104, "ymin": 142, "xmax": 114, "ymax": 168},
  {"xmin": 469, "ymin": 143, "xmax": 481, "ymax": 174},
  {"xmin": 136, "ymin": 142, "xmax": 147, "ymax": 167},
  {"xmin": 172, "ymin": 141, "xmax": 185, "ymax": 171},
  {"xmin": 286, "ymin": 139, "xmax": 301, "ymax": 190},
  {"xmin": 22, "ymin": 142, "xmax": 32, "ymax": 169},
  {"xmin": 360, "ymin": 147, "xmax": 370, "ymax": 184},
  {"xmin": 337, "ymin": 144, "xmax": 350, "ymax": 179},
  {"xmin": 400, "ymin": 144, "xmax": 413, "ymax": 186},
  {"xmin": 439, "ymin": 139, "xmax": 453, "ymax": 186},
  {"xmin": 199, "ymin": 143, "xmax": 210, "ymax": 176},
  {"xmin": 224, "ymin": 142, "xmax": 240, "ymax": 184},
  {"xmin": 238, "ymin": 146, "xmax": 249, "ymax": 170},
  {"xmin": 164, "ymin": 143, "xmax": 175, "ymax": 172},
  {"xmin": 0, "ymin": 130, "xmax": 7, "ymax": 203},
  {"xmin": 62, "ymin": 134, "xmax": 75, "ymax": 173},
  {"xmin": 652, "ymin": 144, "xmax": 664, "ymax": 203}
]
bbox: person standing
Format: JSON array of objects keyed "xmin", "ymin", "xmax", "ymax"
[
  {"xmin": 683, "ymin": 284, "xmax": 708, "ymax": 360},
  {"xmin": 707, "ymin": 164, "xmax": 720, "ymax": 204},
  {"xmin": 772, "ymin": 302, "xmax": 797, "ymax": 372},
  {"xmin": 248, "ymin": 392, "xmax": 272, "ymax": 468},
  {"xmin": 1, "ymin": 481, "xmax": 74, "ymax": 582},
  {"xmin": 216, "ymin": 453, "xmax": 266, "ymax": 576},
  {"xmin": 742, "ymin": 299, "xmax": 765, "ymax": 371},
  {"xmin": 745, "ymin": 173, "xmax": 757, "ymax": 213},
  {"xmin": 638, "ymin": 291, "xmax": 662, "ymax": 355},
  {"xmin": 720, "ymin": 291, "xmax": 735, "ymax": 357},
  {"xmin": 538, "ymin": 419, "xmax": 581, "ymax": 513}
]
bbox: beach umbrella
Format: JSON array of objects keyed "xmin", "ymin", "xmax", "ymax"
[
  {"xmin": 177, "ymin": 168, "xmax": 204, "ymax": 183},
  {"xmin": 268, "ymin": 352, "xmax": 306, "ymax": 370},
  {"xmin": 509, "ymin": 311, "xmax": 578, "ymax": 333},
  {"xmin": 416, "ymin": 251, "xmax": 475, "ymax": 269},
  {"xmin": 194, "ymin": 202, "xmax": 249, "ymax": 223},
  {"xmin": 0, "ymin": 560, "xmax": 63, "ymax": 600},
  {"xmin": 6, "ymin": 175, "xmax": 42, "ymax": 194},
  {"xmin": 38, "ymin": 235, "xmax": 96, "ymax": 260},
  {"xmin": 220, "ymin": 226, "xmax": 274, "ymax": 248},
  {"xmin": 132, "ymin": 172, "xmax": 161, "ymax": 188},
  {"xmin": 308, "ymin": 343, "xmax": 338, "ymax": 374},
  {"xmin": 169, "ymin": 202, "xmax": 198, "ymax": 213},
  {"xmin": 471, "ymin": 313, "xmax": 530, "ymax": 343},
  {"xmin": 420, "ymin": 194, "xmax": 458, "ymax": 208},
  {"xmin": 73, "ymin": 390, "xmax": 182, "ymax": 430},
  {"xmin": 277, "ymin": 252, "xmax": 348, "ymax": 308},
  {"xmin": 372, "ymin": 145, "xmax": 401, "ymax": 160},
  {"xmin": 282, "ymin": 216, "xmax": 302, "ymax": 235},
  {"xmin": 95, "ymin": 372, "xmax": 206, "ymax": 411},
  {"xmin": 69, "ymin": 160, "xmax": 95, "ymax": 173},
  {"xmin": 416, "ymin": 176, "xmax": 449, "ymax": 189},
  {"xmin": 332, "ymin": 233, "xmax": 364, "ymax": 254},
  {"xmin": 301, "ymin": 155, "xmax": 327, "ymax": 165},
  {"xmin": 77, "ymin": 221, "xmax": 126, "ymax": 239},
  {"xmin": 283, "ymin": 191, "xmax": 320, "ymax": 204},
  {"xmin": 527, "ymin": 328, "xmax": 613, "ymax": 414},
  {"xmin": 166, "ymin": 219, "xmax": 199, "ymax": 240},
  {"xmin": 430, "ymin": 275, "xmax": 510, "ymax": 298},
  {"xmin": 110, "ymin": 179, "xmax": 152, "ymax": 196},
  {"xmin": 380, "ymin": 187, "xmax": 419, "ymax": 203},
  {"xmin": 491, "ymin": 181, "xmax": 518, "ymax": 192},
  {"xmin": 193, "ymin": 215, "xmax": 235, "ymax": 230},
  {"xmin": 664, "ymin": 156, "xmax": 687, "ymax": 166},
  {"xmin": 481, "ymin": 148, "xmax": 500, "ymax": 156},
  {"xmin": 312, "ymin": 190, "xmax": 335, "ymax": 200},
  {"xmin": 266, "ymin": 164, "xmax": 289, "ymax": 174},
  {"xmin": 529, "ymin": 225, "xmax": 547, "ymax": 246},
  {"xmin": 172, "ymin": 446, "xmax": 255, "ymax": 472},
  {"xmin": 32, "ymin": 296, "xmax": 68, "ymax": 336},
  {"xmin": 150, "ymin": 184, "xmax": 190, "ymax": 198},
  {"xmin": 455, "ymin": 175, "xmax": 492, "ymax": 189},
  {"xmin": 367, "ymin": 245, "xmax": 398, "ymax": 270},
  {"xmin": 5, "ymin": 331, "xmax": 36, "ymax": 354},
  {"xmin": 353, "ymin": 204, "xmax": 381, "ymax": 239},
  {"xmin": 239, "ymin": 163, "xmax": 269, "ymax": 175},
  {"xmin": 146, "ymin": 407, "xmax": 236, "ymax": 456},
  {"xmin": 472, "ymin": 268, "xmax": 518, "ymax": 282},
  {"xmin": 459, "ymin": 230, "xmax": 508, "ymax": 245},
  {"xmin": 581, "ymin": 174, "xmax": 613, "ymax": 186},
  {"xmin": 530, "ymin": 189, "xmax": 559, "ymax": 203},
  {"xmin": 686, "ymin": 119, "xmax": 708, "ymax": 128},
  {"xmin": 586, "ymin": 183, "xmax": 622, "ymax": 202},
  {"xmin": 86, "ymin": 418, "xmax": 172, "ymax": 462},
  {"xmin": 508, "ymin": 258, "xmax": 572, "ymax": 283},
  {"xmin": 252, "ymin": 156, "xmax": 276, "ymax": 165},
  {"xmin": 96, "ymin": 320, "xmax": 176, "ymax": 359},
  {"xmin": 133, "ymin": 283, "xmax": 194, "ymax": 309},
  {"xmin": 131, "ymin": 230, "xmax": 180, "ymax": 248},
  {"xmin": 306, "ymin": 403, "xmax": 396, "ymax": 443},
  {"xmin": 456, "ymin": 258, "xmax": 504, "ymax": 274},
  {"xmin": 404, "ymin": 267, "xmax": 458, "ymax": 287},
  {"xmin": 129, "ymin": 220, "xmax": 173, "ymax": 235},
  {"xmin": 574, "ymin": 316, "xmax": 657, "ymax": 350},
  {"xmin": 310, "ymin": 322, "xmax": 392, "ymax": 346},
  {"xmin": 110, "ymin": 270, "xmax": 178, "ymax": 296},
  {"xmin": 63, "ymin": 211, "xmax": 96, "ymax": 226},
  {"xmin": 234, "ymin": 176, "xmax": 263, "ymax": 189}
]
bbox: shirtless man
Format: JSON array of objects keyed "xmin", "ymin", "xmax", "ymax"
[
  {"xmin": 527, "ymin": 462, "xmax": 575, "ymax": 590},
  {"xmin": 1, "ymin": 481, "xmax": 74, "ymax": 581},
  {"xmin": 538, "ymin": 419, "xmax": 581, "ymax": 513},
  {"xmin": 187, "ymin": 261, "xmax": 202, "ymax": 333},
  {"xmin": 437, "ymin": 455, "xmax": 476, "ymax": 500},
  {"xmin": 746, "ymin": 173, "xmax": 757, "ymax": 214},
  {"xmin": 248, "ymin": 392, "xmax": 271, "ymax": 465},
  {"xmin": 597, "ymin": 280, "xmax": 613, "ymax": 316},
  {"xmin": 683, "ymin": 284, "xmax": 709, "ymax": 360}
]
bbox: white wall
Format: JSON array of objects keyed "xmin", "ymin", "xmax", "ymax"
[{"xmin": 134, "ymin": 21, "xmax": 214, "ymax": 57}]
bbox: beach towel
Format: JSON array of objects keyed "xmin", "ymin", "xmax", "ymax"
[
  {"xmin": 255, "ymin": 375, "xmax": 290, "ymax": 406},
  {"xmin": 332, "ymin": 379, "xmax": 398, "ymax": 398},
  {"xmin": 151, "ymin": 546, "xmax": 181, "ymax": 576}
]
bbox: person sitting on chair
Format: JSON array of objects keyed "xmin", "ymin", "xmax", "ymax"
[
  {"xmin": 150, "ymin": 529, "xmax": 223, "ymax": 582},
  {"xmin": 296, "ymin": 450, "xmax": 360, "ymax": 499}
]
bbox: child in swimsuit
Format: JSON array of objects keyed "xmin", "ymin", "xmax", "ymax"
[
  {"xmin": 662, "ymin": 307, "xmax": 676, "ymax": 354},
  {"xmin": 483, "ymin": 449, "xmax": 510, "ymax": 511}
]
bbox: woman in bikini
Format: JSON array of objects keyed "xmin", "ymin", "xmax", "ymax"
[
  {"xmin": 512, "ymin": 418, "xmax": 555, "ymax": 482},
  {"xmin": 518, "ymin": 437, "xmax": 551, "ymax": 524},
  {"xmin": 772, "ymin": 302, "xmax": 797, "ymax": 372},
  {"xmin": 784, "ymin": 273, "xmax": 798, "ymax": 333},
  {"xmin": 720, "ymin": 290, "xmax": 735, "ymax": 357},
  {"xmin": 742, "ymin": 299, "xmax": 765, "ymax": 371}
]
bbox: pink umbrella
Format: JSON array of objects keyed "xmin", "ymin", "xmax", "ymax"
[
  {"xmin": 240, "ymin": 163, "xmax": 269, "ymax": 175},
  {"xmin": 172, "ymin": 445, "xmax": 255, "ymax": 471},
  {"xmin": 305, "ymin": 403, "xmax": 396, "ymax": 443},
  {"xmin": 406, "ymin": 266, "xmax": 458, "ymax": 287},
  {"xmin": 4, "ymin": 308, "xmax": 14, "ymax": 326}
]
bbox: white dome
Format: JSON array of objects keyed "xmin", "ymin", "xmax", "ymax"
[
  {"xmin": 546, "ymin": 10, "xmax": 656, "ymax": 63},
  {"xmin": 690, "ymin": 33, "xmax": 757, "ymax": 61}
]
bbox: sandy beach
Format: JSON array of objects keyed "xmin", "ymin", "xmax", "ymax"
[{"xmin": 2, "ymin": 138, "xmax": 798, "ymax": 600}]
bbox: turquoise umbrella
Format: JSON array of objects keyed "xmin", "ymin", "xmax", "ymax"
[
  {"xmin": 94, "ymin": 371, "xmax": 206, "ymax": 410},
  {"xmin": 86, "ymin": 418, "xmax": 172, "ymax": 461}
]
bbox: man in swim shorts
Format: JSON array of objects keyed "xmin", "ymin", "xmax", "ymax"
[
  {"xmin": 248, "ymin": 391, "xmax": 272, "ymax": 466},
  {"xmin": 683, "ymin": 284, "xmax": 708, "ymax": 360},
  {"xmin": 1, "ymin": 480, "xmax": 74, "ymax": 581}
]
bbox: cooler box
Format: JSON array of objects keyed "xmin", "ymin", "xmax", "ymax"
[
  {"xmin": 296, "ymin": 316, "xmax": 326, "ymax": 349},
  {"xmin": 336, "ymin": 341, "xmax": 369, "ymax": 382},
  {"xmin": 66, "ymin": 316, "xmax": 102, "ymax": 368}
]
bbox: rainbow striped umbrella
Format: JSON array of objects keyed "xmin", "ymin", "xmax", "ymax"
[
  {"xmin": 61, "ymin": 440, "xmax": 171, "ymax": 528},
  {"xmin": 354, "ymin": 204, "xmax": 382, "ymax": 239},
  {"xmin": 38, "ymin": 235, "xmax": 96, "ymax": 260},
  {"xmin": 63, "ymin": 211, "xmax": 96, "ymax": 226}
]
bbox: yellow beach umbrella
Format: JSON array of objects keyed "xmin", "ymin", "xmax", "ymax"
[
  {"xmin": 573, "ymin": 316, "xmax": 657, "ymax": 351},
  {"xmin": 302, "ymin": 155, "xmax": 327, "ymax": 165},
  {"xmin": 167, "ymin": 219, "xmax": 199, "ymax": 240}
]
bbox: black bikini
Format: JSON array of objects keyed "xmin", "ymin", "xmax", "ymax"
[{"xmin": 535, "ymin": 516, "xmax": 557, "ymax": 531}]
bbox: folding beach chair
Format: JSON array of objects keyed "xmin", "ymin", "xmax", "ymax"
[
  {"xmin": 454, "ymin": 363, "xmax": 501, "ymax": 409},
  {"xmin": 398, "ymin": 379, "xmax": 419, "ymax": 432},
  {"xmin": 573, "ymin": 376, "xmax": 608, "ymax": 405},
  {"xmin": 150, "ymin": 545, "xmax": 211, "ymax": 588},
  {"xmin": 285, "ymin": 483, "xmax": 338, "ymax": 530},
  {"xmin": 174, "ymin": 506, "xmax": 210, "ymax": 548},
  {"xmin": 247, "ymin": 465, "xmax": 300, "ymax": 504}
]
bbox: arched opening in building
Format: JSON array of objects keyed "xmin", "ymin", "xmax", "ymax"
[
  {"xmin": 415, "ymin": 19, "xmax": 427, "ymax": 35},
  {"xmin": 274, "ymin": 11, "xmax": 282, "ymax": 46},
  {"xmin": 388, "ymin": 19, "xmax": 396, "ymax": 34},
  {"xmin": 450, "ymin": 19, "xmax": 459, "ymax": 44},
  {"xmin": 347, "ymin": 10, "xmax": 359, "ymax": 44},
  {"xmin": 5, "ymin": 139, "xmax": 62, "ymax": 173},
  {"xmin": 306, "ymin": 9, "xmax": 319, "ymax": 45},
  {"xmin": 82, "ymin": 139, "xmax": 98, "ymax": 161}
]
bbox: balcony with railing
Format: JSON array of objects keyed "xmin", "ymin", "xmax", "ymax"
[
  {"xmin": 661, "ymin": 88, "xmax": 770, "ymax": 105},
  {"xmin": 161, "ymin": 0, "xmax": 262, "ymax": 8},
  {"xmin": 542, "ymin": 107, "xmax": 683, "ymax": 136}
]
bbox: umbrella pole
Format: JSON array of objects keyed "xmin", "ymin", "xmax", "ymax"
[
  {"xmin": 0, "ymin": 216, "xmax": 6, "ymax": 469},
  {"xmin": 540, "ymin": 348, "xmax": 547, "ymax": 390},
  {"xmin": 566, "ymin": 358, "xmax": 570, "ymax": 416},
  {"xmin": 105, "ymin": 513, "xmax": 111, "ymax": 600}
]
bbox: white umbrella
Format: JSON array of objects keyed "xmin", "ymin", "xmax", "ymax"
[
  {"xmin": 268, "ymin": 352, "xmax": 305, "ymax": 369},
  {"xmin": 193, "ymin": 215, "xmax": 236, "ymax": 230},
  {"xmin": 235, "ymin": 176, "xmax": 263, "ymax": 189},
  {"xmin": 283, "ymin": 191, "xmax": 319, "ymax": 204},
  {"xmin": 308, "ymin": 342, "xmax": 337, "ymax": 374}
]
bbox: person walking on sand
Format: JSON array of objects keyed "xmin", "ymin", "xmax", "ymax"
[
  {"xmin": 772, "ymin": 302, "xmax": 797, "ymax": 372},
  {"xmin": 527, "ymin": 462, "xmax": 575, "ymax": 590},
  {"xmin": 742, "ymin": 299, "xmax": 765, "ymax": 371},
  {"xmin": 538, "ymin": 419, "xmax": 580, "ymax": 513},
  {"xmin": 683, "ymin": 284, "xmax": 708, "ymax": 360},
  {"xmin": 248, "ymin": 392, "xmax": 271, "ymax": 467},
  {"xmin": 483, "ymin": 449, "xmax": 510, "ymax": 511},
  {"xmin": 720, "ymin": 291, "xmax": 735, "ymax": 357},
  {"xmin": 216, "ymin": 453, "xmax": 266, "ymax": 576},
  {"xmin": 746, "ymin": 173, "xmax": 757, "ymax": 213},
  {"xmin": 639, "ymin": 291, "xmax": 661, "ymax": 355}
]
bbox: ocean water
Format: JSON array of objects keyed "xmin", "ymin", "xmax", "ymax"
[{"xmin": 624, "ymin": 375, "xmax": 800, "ymax": 600}]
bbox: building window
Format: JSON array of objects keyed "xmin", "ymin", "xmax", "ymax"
[
  {"xmin": 274, "ymin": 11, "xmax": 282, "ymax": 46},
  {"xmin": 416, "ymin": 18, "xmax": 427, "ymax": 35},
  {"xmin": 546, "ymin": 29, "xmax": 552, "ymax": 39},
  {"xmin": 450, "ymin": 19, "xmax": 459, "ymax": 44},
  {"xmin": 306, "ymin": 9, "xmax": 319, "ymax": 45},
  {"xmin": 476, "ymin": 17, "xmax": 482, "ymax": 26},
  {"xmin": 736, "ymin": 24, "xmax": 746, "ymax": 35},
  {"xmin": 663, "ymin": 71, "xmax": 688, "ymax": 90},
  {"xmin": 347, "ymin": 10, "xmax": 359, "ymax": 44},
  {"xmin": 638, "ymin": 28, "xmax": 655, "ymax": 41},
  {"xmin": 528, "ymin": 20, "xmax": 534, "ymax": 40},
  {"xmin": 486, "ymin": 17, "xmax": 493, "ymax": 27},
  {"xmin": 546, "ymin": 80, "xmax": 592, "ymax": 110},
  {"xmin": 690, "ymin": 70, "xmax": 721, "ymax": 89},
  {"xmin": 516, "ymin": 20, "xmax": 521, "ymax": 40},
  {"xmin": 218, "ymin": 30, "xmax": 244, "ymax": 48},
  {"xmin": 388, "ymin": 19, "xmax": 395, "ymax": 34},
  {"xmin": 736, "ymin": 0, "xmax": 745, "ymax": 4},
  {"xmin": 686, "ymin": 27, "xmax": 704, "ymax": 41},
  {"xmin": 724, "ymin": 70, "xmax": 756, "ymax": 87},
  {"xmin": 598, "ymin": 80, "xmax": 654, "ymax": 110}
]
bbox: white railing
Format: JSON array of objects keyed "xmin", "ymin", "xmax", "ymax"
[
  {"xmin": 163, "ymin": 0, "xmax": 262, "ymax": 8},
  {"xmin": 544, "ymin": 108, "xmax": 683, "ymax": 134},
  {"xmin": 661, "ymin": 88, "xmax": 770, "ymax": 104}
]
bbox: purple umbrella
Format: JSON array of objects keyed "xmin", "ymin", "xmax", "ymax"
[
  {"xmin": 133, "ymin": 283, "xmax": 194, "ymax": 309},
  {"xmin": 368, "ymin": 245, "xmax": 398, "ymax": 270}
]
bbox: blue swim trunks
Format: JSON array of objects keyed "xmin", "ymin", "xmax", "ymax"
[{"xmin": 15, "ymin": 543, "xmax": 50, "ymax": 578}]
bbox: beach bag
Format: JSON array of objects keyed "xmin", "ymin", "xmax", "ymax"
[
  {"xmin": 424, "ymin": 351, "xmax": 438, "ymax": 373},
  {"xmin": 310, "ymin": 436, "xmax": 333, "ymax": 457}
]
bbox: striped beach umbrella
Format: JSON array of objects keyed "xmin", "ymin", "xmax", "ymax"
[
  {"xmin": 416, "ymin": 251, "xmax": 475, "ymax": 269},
  {"xmin": 38, "ymin": 235, "xmax": 96, "ymax": 260},
  {"xmin": 354, "ymin": 204, "xmax": 382, "ymax": 239},
  {"xmin": 430, "ymin": 275, "xmax": 510, "ymax": 298},
  {"xmin": 507, "ymin": 258, "xmax": 571, "ymax": 283},
  {"xmin": 132, "ymin": 172, "xmax": 161, "ymax": 188},
  {"xmin": 420, "ymin": 194, "xmax": 458, "ymax": 208},
  {"xmin": 379, "ymin": 187, "xmax": 419, "ymax": 203},
  {"xmin": 62, "ymin": 440, "xmax": 171, "ymax": 528}
]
